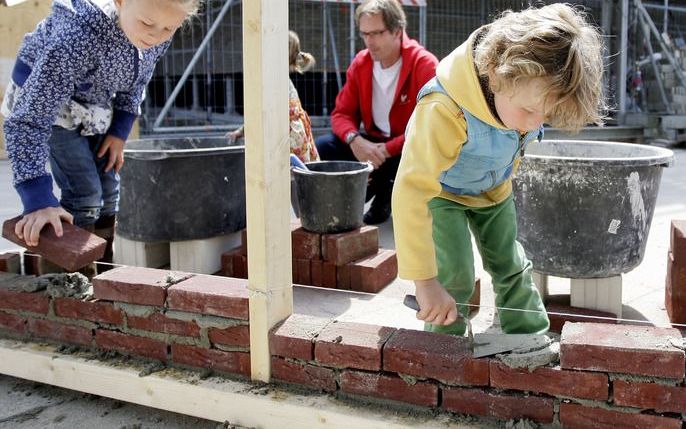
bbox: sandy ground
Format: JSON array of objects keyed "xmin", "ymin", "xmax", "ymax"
[{"xmin": 0, "ymin": 142, "xmax": 684, "ymax": 428}]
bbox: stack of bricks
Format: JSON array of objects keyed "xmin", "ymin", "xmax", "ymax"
[
  {"xmin": 221, "ymin": 221, "xmax": 398, "ymax": 293},
  {"xmin": 666, "ymin": 220, "xmax": 686, "ymax": 324},
  {"xmin": 644, "ymin": 40, "xmax": 686, "ymax": 115}
]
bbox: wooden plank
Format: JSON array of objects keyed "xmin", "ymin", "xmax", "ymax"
[
  {"xmin": 0, "ymin": 339, "xmax": 472, "ymax": 429},
  {"xmin": 242, "ymin": 1, "xmax": 293, "ymax": 382}
]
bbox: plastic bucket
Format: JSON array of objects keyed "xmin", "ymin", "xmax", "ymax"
[
  {"xmin": 292, "ymin": 161, "xmax": 373, "ymax": 234},
  {"xmin": 512, "ymin": 140, "xmax": 674, "ymax": 278}
]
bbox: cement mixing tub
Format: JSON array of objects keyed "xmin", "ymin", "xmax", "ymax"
[
  {"xmin": 513, "ymin": 140, "xmax": 674, "ymax": 278},
  {"xmin": 118, "ymin": 136, "xmax": 246, "ymax": 241}
]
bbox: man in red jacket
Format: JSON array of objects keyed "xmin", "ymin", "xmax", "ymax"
[{"xmin": 315, "ymin": 0, "xmax": 438, "ymax": 224}]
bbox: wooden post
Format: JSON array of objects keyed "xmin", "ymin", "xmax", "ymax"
[{"xmin": 242, "ymin": 1, "xmax": 292, "ymax": 382}]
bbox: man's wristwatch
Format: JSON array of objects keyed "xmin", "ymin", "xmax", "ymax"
[{"xmin": 345, "ymin": 131, "xmax": 360, "ymax": 144}]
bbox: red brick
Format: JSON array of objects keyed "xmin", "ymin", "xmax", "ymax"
[
  {"xmin": 270, "ymin": 314, "xmax": 331, "ymax": 360},
  {"xmin": 208, "ymin": 324, "xmax": 250, "ymax": 348},
  {"xmin": 490, "ymin": 362, "xmax": 608, "ymax": 400},
  {"xmin": 322, "ymin": 226, "xmax": 379, "ymax": 266},
  {"xmin": 322, "ymin": 262, "xmax": 337, "ymax": 288},
  {"xmin": 54, "ymin": 298, "xmax": 124, "ymax": 325},
  {"xmin": 671, "ymin": 219, "xmax": 686, "ymax": 262},
  {"xmin": 95, "ymin": 330, "xmax": 167, "ymax": 361},
  {"xmin": 341, "ymin": 370, "xmax": 438, "ymax": 407},
  {"xmin": 172, "ymin": 344, "xmax": 250, "ymax": 376},
  {"xmin": 559, "ymin": 402, "xmax": 682, "ymax": 429},
  {"xmin": 314, "ymin": 321, "xmax": 394, "ymax": 370},
  {"xmin": 295, "ymin": 259, "xmax": 311, "ymax": 285},
  {"xmin": 310, "ymin": 260, "xmax": 323, "ymax": 287},
  {"xmin": 613, "ymin": 379, "xmax": 686, "ymax": 413},
  {"xmin": 349, "ymin": 249, "xmax": 397, "ymax": 293},
  {"xmin": 291, "ymin": 227, "xmax": 321, "ymax": 260},
  {"xmin": 240, "ymin": 229, "xmax": 248, "ymax": 255},
  {"xmin": 220, "ymin": 248, "xmax": 242, "ymax": 277},
  {"xmin": 233, "ymin": 254, "xmax": 248, "ymax": 279},
  {"xmin": 167, "ymin": 275, "xmax": 249, "ymax": 319},
  {"xmin": 271, "ymin": 357, "xmax": 336, "ymax": 392},
  {"xmin": 23, "ymin": 253, "xmax": 64, "ymax": 276},
  {"xmin": 336, "ymin": 263, "xmax": 351, "ymax": 290},
  {"xmin": 0, "ymin": 252, "xmax": 21, "ymax": 274},
  {"xmin": 442, "ymin": 387, "xmax": 554, "ymax": 423},
  {"xmin": 384, "ymin": 329, "xmax": 489, "ymax": 386},
  {"xmin": 666, "ymin": 251, "xmax": 686, "ymax": 324},
  {"xmin": 0, "ymin": 311, "xmax": 26, "ymax": 335},
  {"xmin": 3, "ymin": 216, "xmax": 106, "ymax": 271},
  {"xmin": 28, "ymin": 319, "xmax": 93, "ymax": 346},
  {"xmin": 560, "ymin": 322, "xmax": 685, "ymax": 379},
  {"xmin": 127, "ymin": 312, "xmax": 200, "ymax": 337},
  {"xmin": 0, "ymin": 275, "xmax": 49, "ymax": 314},
  {"xmin": 94, "ymin": 266, "xmax": 188, "ymax": 306},
  {"xmin": 545, "ymin": 295, "xmax": 618, "ymax": 334}
]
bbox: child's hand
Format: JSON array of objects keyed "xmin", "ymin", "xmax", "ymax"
[
  {"xmin": 414, "ymin": 277, "xmax": 459, "ymax": 326},
  {"xmin": 15, "ymin": 207, "xmax": 73, "ymax": 247},
  {"xmin": 225, "ymin": 128, "xmax": 244, "ymax": 143},
  {"xmin": 98, "ymin": 135, "xmax": 125, "ymax": 173}
]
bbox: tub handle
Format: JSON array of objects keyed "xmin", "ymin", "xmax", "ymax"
[{"xmin": 126, "ymin": 152, "xmax": 170, "ymax": 161}]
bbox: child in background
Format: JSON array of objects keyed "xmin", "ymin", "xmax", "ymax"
[
  {"xmin": 226, "ymin": 30, "xmax": 320, "ymax": 163},
  {"xmin": 2, "ymin": 0, "xmax": 202, "ymax": 272},
  {"xmin": 392, "ymin": 4, "xmax": 606, "ymax": 335}
]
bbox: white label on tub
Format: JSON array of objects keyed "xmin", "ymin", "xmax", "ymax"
[{"xmin": 608, "ymin": 219, "xmax": 621, "ymax": 234}]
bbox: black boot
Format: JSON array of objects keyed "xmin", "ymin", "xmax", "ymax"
[
  {"xmin": 94, "ymin": 215, "xmax": 116, "ymax": 274},
  {"xmin": 363, "ymin": 188, "xmax": 392, "ymax": 225}
]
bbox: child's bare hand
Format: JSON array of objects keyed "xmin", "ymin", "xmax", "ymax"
[
  {"xmin": 225, "ymin": 128, "xmax": 243, "ymax": 143},
  {"xmin": 15, "ymin": 207, "xmax": 73, "ymax": 247},
  {"xmin": 98, "ymin": 135, "xmax": 125, "ymax": 173},
  {"xmin": 414, "ymin": 278, "xmax": 459, "ymax": 326}
]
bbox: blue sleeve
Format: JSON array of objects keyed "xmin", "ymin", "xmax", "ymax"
[{"xmin": 3, "ymin": 32, "xmax": 91, "ymax": 213}]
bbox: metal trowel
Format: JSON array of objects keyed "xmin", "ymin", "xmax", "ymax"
[{"xmin": 403, "ymin": 294, "xmax": 550, "ymax": 358}]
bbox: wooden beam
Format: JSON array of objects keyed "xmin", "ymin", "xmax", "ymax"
[
  {"xmin": 0, "ymin": 339, "xmax": 469, "ymax": 429},
  {"xmin": 242, "ymin": 1, "xmax": 292, "ymax": 382}
]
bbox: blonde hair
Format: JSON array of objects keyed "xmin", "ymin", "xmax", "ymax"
[
  {"xmin": 355, "ymin": 0, "xmax": 406, "ymax": 33},
  {"xmin": 289, "ymin": 30, "xmax": 315, "ymax": 73},
  {"xmin": 168, "ymin": 0, "xmax": 204, "ymax": 17},
  {"xmin": 474, "ymin": 3, "xmax": 606, "ymax": 131}
]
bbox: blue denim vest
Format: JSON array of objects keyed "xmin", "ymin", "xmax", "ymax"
[{"xmin": 416, "ymin": 77, "xmax": 543, "ymax": 196}]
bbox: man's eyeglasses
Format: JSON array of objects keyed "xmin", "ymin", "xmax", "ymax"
[{"xmin": 359, "ymin": 29, "xmax": 389, "ymax": 39}]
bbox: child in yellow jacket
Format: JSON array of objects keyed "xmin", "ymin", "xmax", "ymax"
[{"xmin": 392, "ymin": 4, "xmax": 606, "ymax": 334}]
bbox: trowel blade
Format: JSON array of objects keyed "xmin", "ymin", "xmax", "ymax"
[{"xmin": 471, "ymin": 333, "xmax": 552, "ymax": 358}]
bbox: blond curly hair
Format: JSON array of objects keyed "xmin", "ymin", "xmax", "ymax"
[{"xmin": 474, "ymin": 3, "xmax": 607, "ymax": 131}]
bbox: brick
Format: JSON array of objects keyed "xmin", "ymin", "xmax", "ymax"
[
  {"xmin": 271, "ymin": 357, "xmax": 336, "ymax": 392},
  {"xmin": 23, "ymin": 253, "xmax": 64, "ymax": 276},
  {"xmin": 322, "ymin": 226, "xmax": 379, "ymax": 266},
  {"xmin": 545, "ymin": 295, "xmax": 618, "ymax": 334},
  {"xmin": 233, "ymin": 254, "xmax": 248, "ymax": 279},
  {"xmin": 349, "ymin": 249, "xmax": 397, "ymax": 293},
  {"xmin": 95, "ymin": 330, "xmax": 167, "ymax": 361},
  {"xmin": 314, "ymin": 321, "xmax": 394, "ymax": 370},
  {"xmin": 220, "ymin": 248, "xmax": 242, "ymax": 277},
  {"xmin": 127, "ymin": 312, "xmax": 200, "ymax": 337},
  {"xmin": 54, "ymin": 298, "xmax": 124, "ymax": 325},
  {"xmin": 671, "ymin": 219, "xmax": 686, "ymax": 262},
  {"xmin": 310, "ymin": 260, "xmax": 323, "ymax": 287},
  {"xmin": 167, "ymin": 275, "xmax": 249, "ymax": 319},
  {"xmin": 490, "ymin": 362, "xmax": 608, "ymax": 400},
  {"xmin": 240, "ymin": 229, "xmax": 248, "ymax": 255},
  {"xmin": 384, "ymin": 329, "xmax": 489, "ymax": 386},
  {"xmin": 322, "ymin": 262, "xmax": 337, "ymax": 288},
  {"xmin": 336, "ymin": 263, "xmax": 351, "ymax": 290},
  {"xmin": 560, "ymin": 322, "xmax": 685, "ymax": 379},
  {"xmin": 559, "ymin": 402, "xmax": 682, "ymax": 429},
  {"xmin": 94, "ymin": 266, "xmax": 189, "ymax": 306},
  {"xmin": 0, "ymin": 311, "xmax": 26, "ymax": 335},
  {"xmin": 270, "ymin": 314, "xmax": 331, "ymax": 360},
  {"xmin": 28, "ymin": 319, "xmax": 93, "ymax": 346},
  {"xmin": 613, "ymin": 379, "xmax": 686, "ymax": 413},
  {"xmin": 442, "ymin": 387, "xmax": 554, "ymax": 423},
  {"xmin": 291, "ymin": 227, "xmax": 321, "ymax": 260},
  {"xmin": 0, "ymin": 252, "xmax": 21, "ymax": 274},
  {"xmin": 0, "ymin": 273, "xmax": 49, "ymax": 314},
  {"xmin": 3, "ymin": 216, "xmax": 106, "ymax": 271},
  {"xmin": 295, "ymin": 259, "xmax": 311, "ymax": 285},
  {"xmin": 666, "ymin": 251, "xmax": 686, "ymax": 324},
  {"xmin": 171, "ymin": 344, "xmax": 250, "ymax": 376},
  {"xmin": 341, "ymin": 370, "xmax": 438, "ymax": 407},
  {"xmin": 208, "ymin": 324, "xmax": 250, "ymax": 348}
]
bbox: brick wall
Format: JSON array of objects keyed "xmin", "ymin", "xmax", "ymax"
[{"xmin": 1, "ymin": 261, "xmax": 685, "ymax": 427}]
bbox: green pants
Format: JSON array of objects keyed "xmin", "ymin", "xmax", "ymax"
[{"xmin": 426, "ymin": 195, "xmax": 549, "ymax": 335}]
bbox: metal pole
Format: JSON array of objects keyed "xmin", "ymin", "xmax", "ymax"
[
  {"xmin": 617, "ymin": 0, "xmax": 629, "ymax": 123},
  {"xmin": 326, "ymin": 8, "xmax": 343, "ymax": 92},
  {"xmin": 349, "ymin": 1, "xmax": 356, "ymax": 63},
  {"xmin": 206, "ymin": 0, "xmax": 214, "ymax": 123},
  {"xmin": 601, "ymin": 0, "xmax": 612, "ymax": 114},
  {"xmin": 322, "ymin": 1, "xmax": 328, "ymax": 116},
  {"xmin": 663, "ymin": 0, "xmax": 668, "ymax": 34},
  {"xmin": 153, "ymin": 0, "xmax": 236, "ymax": 130},
  {"xmin": 419, "ymin": 4, "xmax": 426, "ymax": 47},
  {"xmin": 638, "ymin": 11, "xmax": 672, "ymax": 113}
]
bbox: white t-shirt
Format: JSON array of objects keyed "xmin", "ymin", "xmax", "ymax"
[{"xmin": 372, "ymin": 58, "xmax": 402, "ymax": 136}]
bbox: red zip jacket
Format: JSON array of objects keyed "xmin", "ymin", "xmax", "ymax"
[{"xmin": 331, "ymin": 34, "xmax": 438, "ymax": 157}]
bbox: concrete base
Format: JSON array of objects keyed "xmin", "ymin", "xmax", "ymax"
[
  {"xmin": 570, "ymin": 275, "xmax": 623, "ymax": 318},
  {"xmin": 170, "ymin": 232, "xmax": 241, "ymax": 274},
  {"xmin": 113, "ymin": 236, "xmax": 170, "ymax": 269}
]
